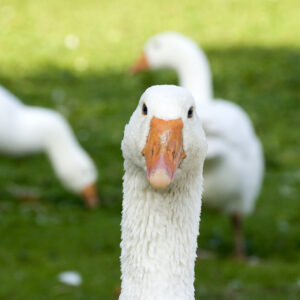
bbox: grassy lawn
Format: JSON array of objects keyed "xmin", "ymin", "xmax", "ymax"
[{"xmin": 0, "ymin": 0, "xmax": 299, "ymax": 299}]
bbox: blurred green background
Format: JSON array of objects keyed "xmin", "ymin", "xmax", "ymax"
[{"xmin": 0, "ymin": 0, "xmax": 299, "ymax": 299}]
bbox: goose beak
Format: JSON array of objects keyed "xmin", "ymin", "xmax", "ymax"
[
  {"xmin": 128, "ymin": 52, "xmax": 149, "ymax": 75},
  {"xmin": 142, "ymin": 117, "xmax": 186, "ymax": 190},
  {"xmin": 82, "ymin": 184, "xmax": 99, "ymax": 209}
]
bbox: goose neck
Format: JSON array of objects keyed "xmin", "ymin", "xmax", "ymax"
[
  {"xmin": 120, "ymin": 166, "xmax": 202, "ymax": 300},
  {"xmin": 174, "ymin": 49, "xmax": 213, "ymax": 105}
]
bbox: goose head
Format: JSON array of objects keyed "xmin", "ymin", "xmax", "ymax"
[
  {"xmin": 50, "ymin": 142, "xmax": 99, "ymax": 208},
  {"xmin": 130, "ymin": 32, "xmax": 200, "ymax": 74},
  {"xmin": 122, "ymin": 85, "xmax": 206, "ymax": 190},
  {"xmin": 64, "ymin": 155, "xmax": 98, "ymax": 208}
]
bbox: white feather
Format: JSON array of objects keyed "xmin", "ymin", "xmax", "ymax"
[{"xmin": 58, "ymin": 271, "xmax": 82, "ymax": 286}]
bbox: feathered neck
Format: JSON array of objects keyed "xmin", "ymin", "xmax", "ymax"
[
  {"xmin": 174, "ymin": 46, "xmax": 213, "ymax": 105},
  {"xmin": 120, "ymin": 162, "xmax": 203, "ymax": 300}
]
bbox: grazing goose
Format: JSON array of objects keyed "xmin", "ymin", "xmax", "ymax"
[
  {"xmin": 120, "ymin": 85, "xmax": 207, "ymax": 300},
  {"xmin": 0, "ymin": 86, "xmax": 98, "ymax": 208},
  {"xmin": 130, "ymin": 32, "xmax": 264, "ymax": 259}
]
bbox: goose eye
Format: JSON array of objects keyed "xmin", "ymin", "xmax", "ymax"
[
  {"xmin": 142, "ymin": 103, "xmax": 148, "ymax": 115},
  {"xmin": 187, "ymin": 106, "xmax": 194, "ymax": 119}
]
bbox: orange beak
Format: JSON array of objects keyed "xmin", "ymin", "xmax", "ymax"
[
  {"xmin": 82, "ymin": 184, "xmax": 99, "ymax": 209},
  {"xmin": 128, "ymin": 52, "xmax": 149, "ymax": 75},
  {"xmin": 142, "ymin": 117, "xmax": 186, "ymax": 189}
]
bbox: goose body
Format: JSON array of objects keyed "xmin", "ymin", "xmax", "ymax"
[
  {"xmin": 0, "ymin": 86, "xmax": 98, "ymax": 207},
  {"xmin": 131, "ymin": 32, "xmax": 264, "ymax": 257},
  {"xmin": 120, "ymin": 85, "xmax": 207, "ymax": 300},
  {"xmin": 199, "ymin": 100, "xmax": 263, "ymax": 215}
]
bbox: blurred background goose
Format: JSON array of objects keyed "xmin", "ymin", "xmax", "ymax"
[
  {"xmin": 130, "ymin": 32, "xmax": 264, "ymax": 259},
  {"xmin": 120, "ymin": 85, "xmax": 207, "ymax": 300},
  {"xmin": 0, "ymin": 86, "xmax": 99, "ymax": 208}
]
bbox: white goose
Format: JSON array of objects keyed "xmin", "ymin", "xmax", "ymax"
[
  {"xmin": 130, "ymin": 32, "xmax": 264, "ymax": 259},
  {"xmin": 0, "ymin": 86, "xmax": 98, "ymax": 208},
  {"xmin": 120, "ymin": 85, "xmax": 207, "ymax": 300}
]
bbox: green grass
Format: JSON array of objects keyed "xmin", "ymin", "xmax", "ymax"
[{"xmin": 0, "ymin": 0, "xmax": 300, "ymax": 299}]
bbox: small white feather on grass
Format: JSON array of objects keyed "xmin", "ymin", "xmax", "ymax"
[{"xmin": 58, "ymin": 271, "xmax": 82, "ymax": 286}]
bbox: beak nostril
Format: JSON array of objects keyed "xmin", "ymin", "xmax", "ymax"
[{"xmin": 172, "ymin": 151, "xmax": 176, "ymax": 159}]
